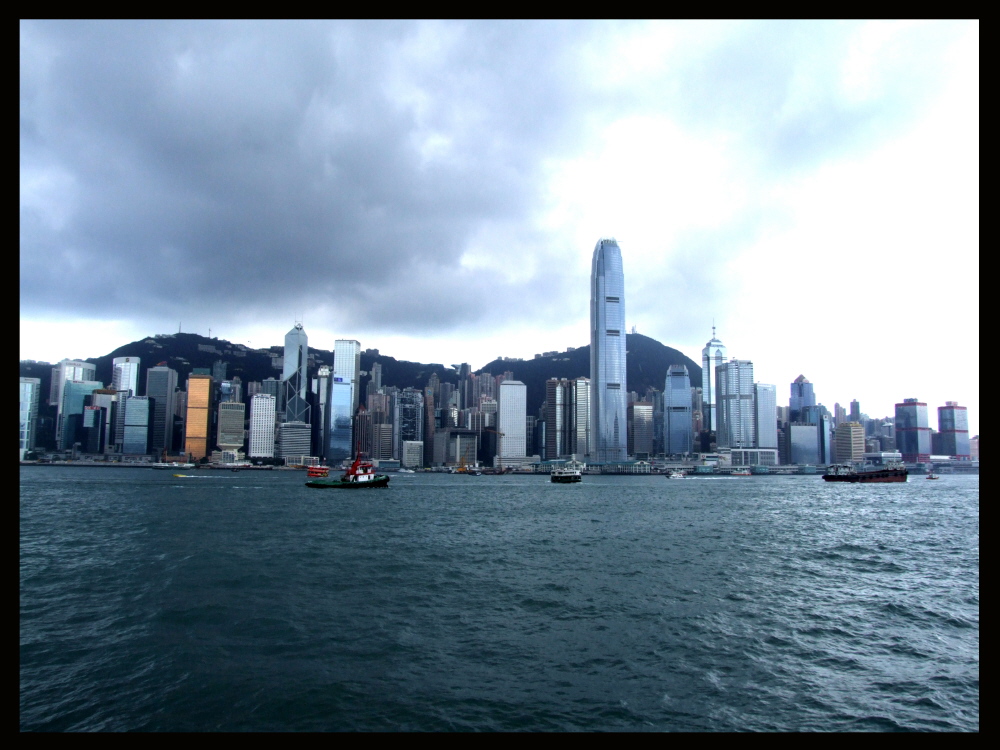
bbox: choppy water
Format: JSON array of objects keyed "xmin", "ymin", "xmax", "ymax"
[{"xmin": 20, "ymin": 468, "xmax": 978, "ymax": 731}]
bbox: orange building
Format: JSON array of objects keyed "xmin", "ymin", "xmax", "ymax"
[{"xmin": 184, "ymin": 374, "xmax": 213, "ymax": 460}]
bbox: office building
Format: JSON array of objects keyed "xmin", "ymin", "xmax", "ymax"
[
  {"xmin": 701, "ymin": 327, "xmax": 727, "ymax": 433},
  {"xmin": 895, "ymin": 399, "xmax": 932, "ymax": 463},
  {"xmin": 122, "ymin": 396, "xmax": 154, "ymax": 454},
  {"xmin": 19, "ymin": 377, "xmax": 41, "ymax": 460},
  {"xmin": 145, "ymin": 365, "xmax": 178, "ymax": 456},
  {"xmin": 590, "ymin": 238, "xmax": 627, "ymax": 462},
  {"xmin": 754, "ymin": 383, "xmax": 778, "ymax": 451},
  {"xmin": 402, "ymin": 440, "xmax": 424, "ymax": 468},
  {"xmin": 184, "ymin": 373, "xmax": 214, "ymax": 460},
  {"xmin": 60, "ymin": 380, "xmax": 104, "ymax": 450},
  {"xmin": 789, "ymin": 375, "xmax": 816, "ymax": 423},
  {"xmin": 628, "ymin": 401, "xmax": 654, "ymax": 457},
  {"xmin": 282, "ymin": 323, "xmax": 310, "ymax": 424},
  {"xmin": 52, "ymin": 359, "xmax": 97, "ymax": 442},
  {"xmin": 392, "ymin": 388, "xmax": 424, "ymax": 461},
  {"xmin": 937, "ymin": 402, "xmax": 970, "ymax": 459},
  {"xmin": 249, "ymin": 393, "xmax": 276, "ymax": 458},
  {"xmin": 834, "ymin": 422, "xmax": 865, "ymax": 464},
  {"xmin": 80, "ymin": 404, "xmax": 106, "ymax": 454},
  {"xmin": 328, "ymin": 339, "xmax": 361, "ymax": 461},
  {"xmin": 218, "ymin": 401, "xmax": 246, "ymax": 450},
  {"xmin": 716, "ymin": 359, "xmax": 755, "ymax": 450},
  {"xmin": 497, "ymin": 380, "xmax": 527, "ymax": 465},
  {"xmin": 664, "ymin": 365, "xmax": 693, "ymax": 455},
  {"xmin": 112, "ymin": 356, "xmax": 141, "ymax": 397},
  {"xmin": 278, "ymin": 421, "xmax": 312, "ymax": 460}
]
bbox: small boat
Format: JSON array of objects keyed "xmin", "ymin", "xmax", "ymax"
[
  {"xmin": 926, "ymin": 473, "xmax": 940, "ymax": 480},
  {"xmin": 664, "ymin": 470, "xmax": 685, "ymax": 479},
  {"xmin": 551, "ymin": 467, "xmax": 582, "ymax": 483},
  {"xmin": 730, "ymin": 469, "xmax": 751, "ymax": 476},
  {"xmin": 305, "ymin": 456, "xmax": 390, "ymax": 489},
  {"xmin": 306, "ymin": 466, "xmax": 330, "ymax": 479}
]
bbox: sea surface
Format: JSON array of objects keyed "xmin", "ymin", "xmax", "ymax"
[{"xmin": 20, "ymin": 468, "xmax": 979, "ymax": 731}]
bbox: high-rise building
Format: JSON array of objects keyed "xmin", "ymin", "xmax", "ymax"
[
  {"xmin": 937, "ymin": 402, "xmax": 970, "ymax": 459},
  {"xmin": 217, "ymin": 401, "xmax": 246, "ymax": 450},
  {"xmin": 184, "ymin": 373, "xmax": 214, "ymax": 460},
  {"xmin": 278, "ymin": 421, "xmax": 311, "ymax": 460},
  {"xmin": 249, "ymin": 393, "xmax": 276, "ymax": 458},
  {"xmin": 145, "ymin": 365, "xmax": 178, "ymax": 457},
  {"xmin": 392, "ymin": 388, "xmax": 424, "ymax": 461},
  {"xmin": 665, "ymin": 365, "xmax": 694, "ymax": 455},
  {"xmin": 895, "ymin": 399, "xmax": 932, "ymax": 463},
  {"xmin": 328, "ymin": 339, "xmax": 361, "ymax": 461},
  {"xmin": 627, "ymin": 401, "xmax": 654, "ymax": 457},
  {"xmin": 60, "ymin": 380, "xmax": 104, "ymax": 450},
  {"xmin": 19, "ymin": 377, "xmax": 41, "ymax": 460},
  {"xmin": 88, "ymin": 389, "xmax": 119, "ymax": 454},
  {"xmin": 834, "ymin": 422, "xmax": 865, "ymax": 464},
  {"xmin": 52, "ymin": 359, "xmax": 97, "ymax": 443},
  {"xmin": 754, "ymin": 383, "xmax": 778, "ymax": 450},
  {"xmin": 112, "ymin": 356, "xmax": 140, "ymax": 397},
  {"xmin": 716, "ymin": 360, "xmax": 755, "ymax": 450},
  {"xmin": 312, "ymin": 365, "xmax": 331, "ymax": 459},
  {"xmin": 590, "ymin": 238, "xmax": 627, "ymax": 462},
  {"xmin": 789, "ymin": 375, "xmax": 816, "ymax": 423},
  {"xmin": 700, "ymin": 327, "xmax": 727, "ymax": 434},
  {"xmin": 850, "ymin": 399, "xmax": 861, "ymax": 424},
  {"xmin": 122, "ymin": 396, "xmax": 154, "ymax": 454},
  {"xmin": 497, "ymin": 380, "xmax": 527, "ymax": 464},
  {"xmin": 282, "ymin": 323, "xmax": 310, "ymax": 424}
]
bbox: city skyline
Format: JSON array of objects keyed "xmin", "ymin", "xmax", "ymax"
[{"xmin": 20, "ymin": 21, "xmax": 979, "ymax": 434}]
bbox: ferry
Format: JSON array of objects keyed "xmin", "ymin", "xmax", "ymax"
[
  {"xmin": 550, "ymin": 467, "xmax": 582, "ymax": 483},
  {"xmin": 730, "ymin": 468, "xmax": 751, "ymax": 476}
]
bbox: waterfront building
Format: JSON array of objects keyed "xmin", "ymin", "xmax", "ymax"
[
  {"xmin": 327, "ymin": 339, "xmax": 361, "ymax": 460},
  {"xmin": 145, "ymin": 365, "xmax": 178, "ymax": 457},
  {"xmin": 87, "ymin": 389, "xmax": 119, "ymax": 454},
  {"xmin": 19, "ymin": 377, "xmax": 41, "ymax": 460},
  {"xmin": 60, "ymin": 380, "xmax": 104, "ymax": 450},
  {"xmin": 184, "ymin": 373, "xmax": 214, "ymax": 461},
  {"xmin": 278, "ymin": 421, "xmax": 312, "ymax": 460},
  {"xmin": 788, "ymin": 423, "xmax": 821, "ymax": 465},
  {"xmin": 789, "ymin": 375, "xmax": 816, "ymax": 423},
  {"xmin": 754, "ymin": 383, "xmax": 778, "ymax": 451},
  {"xmin": 834, "ymin": 421, "xmax": 865, "ymax": 464},
  {"xmin": 402, "ymin": 440, "xmax": 424, "ymax": 469},
  {"xmin": 218, "ymin": 401, "xmax": 246, "ymax": 451},
  {"xmin": 392, "ymin": 388, "xmax": 424, "ymax": 462},
  {"xmin": 664, "ymin": 365, "xmax": 693, "ymax": 456},
  {"xmin": 716, "ymin": 359, "xmax": 755, "ymax": 450},
  {"xmin": 51, "ymin": 359, "xmax": 97, "ymax": 442},
  {"xmin": 700, "ymin": 327, "xmax": 727, "ymax": 433},
  {"xmin": 112, "ymin": 356, "xmax": 140, "ymax": 397},
  {"xmin": 590, "ymin": 238, "xmax": 627, "ymax": 462},
  {"xmin": 312, "ymin": 365, "xmax": 331, "ymax": 459},
  {"xmin": 80, "ymin": 404, "xmax": 106, "ymax": 454},
  {"xmin": 895, "ymin": 398, "xmax": 932, "ymax": 463},
  {"xmin": 123, "ymin": 396, "xmax": 154, "ymax": 454},
  {"xmin": 282, "ymin": 323, "xmax": 310, "ymax": 424},
  {"xmin": 628, "ymin": 401, "xmax": 654, "ymax": 457},
  {"xmin": 497, "ymin": 380, "xmax": 527, "ymax": 465},
  {"xmin": 249, "ymin": 393, "xmax": 276, "ymax": 458},
  {"xmin": 937, "ymin": 402, "xmax": 971, "ymax": 459}
]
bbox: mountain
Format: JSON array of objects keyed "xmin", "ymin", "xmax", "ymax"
[{"xmin": 20, "ymin": 331, "xmax": 701, "ymax": 424}]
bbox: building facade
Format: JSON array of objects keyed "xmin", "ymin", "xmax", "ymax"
[
  {"xmin": 19, "ymin": 377, "xmax": 41, "ymax": 460},
  {"xmin": 249, "ymin": 393, "xmax": 276, "ymax": 458},
  {"xmin": 590, "ymin": 238, "xmax": 627, "ymax": 462},
  {"xmin": 217, "ymin": 401, "xmax": 246, "ymax": 451},
  {"xmin": 122, "ymin": 396, "xmax": 153, "ymax": 454},
  {"xmin": 834, "ymin": 421, "xmax": 865, "ymax": 464},
  {"xmin": 497, "ymin": 380, "xmax": 527, "ymax": 464},
  {"xmin": 184, "ymin": 374, "xmax": 214, "ymax": 460},
  {"xmin": 664, "ymin": 365, "xmax": 693, "ymax": 455},
  {"xmin": 754, "ymin": 383, "xmax": 778, "ymax": 451},
  {"xmin": 716, "ymin": 359, "xmax": 755, "ymax": 450},
  {"xmin": 282, "ymin": 323, "xmax": 310, "ymax": 424},
  {"xmin": 937, "ymin": 402, "xmax": 970, "ymax": 459},
  {"xmin": 327, "ymin": 339, "xmax": 361, "ymax": 461},
  {"xmin": 700, "ymin": 328, "xmax": 727, "ymax": 434},
  {"xmin": 145, "ymin": 365, "xmax": 178, "ymax": 457},
  {"xmin": 895, "ymin": 398, "xmax": 932, "ymax": 463}
]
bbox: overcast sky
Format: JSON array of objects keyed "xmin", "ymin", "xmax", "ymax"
[{"xmin": 20, "ymin": 20, "xmax": 978, "ymax": 433}]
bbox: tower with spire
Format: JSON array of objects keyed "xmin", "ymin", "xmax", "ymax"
[{"xmin": 701, "ymin": 324, "xmax": 727, "ymax": 434}]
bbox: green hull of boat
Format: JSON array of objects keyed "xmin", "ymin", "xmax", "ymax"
[{"xmin": 305, "ymin": 475, "xmax": 391, "ymax": 489}]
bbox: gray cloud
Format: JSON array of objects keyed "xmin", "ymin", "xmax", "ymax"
[{"xmin": 20, "ymin": 20, "xmax": 960, "ymax": 338}]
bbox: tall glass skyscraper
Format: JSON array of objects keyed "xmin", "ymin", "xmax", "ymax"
[
  {"xmin": 112, "ymin": 356, "xmax": 140, "ymax": 396},
  {"xmin": 590, "ymin": 238, "xmax": 627, "ymax": 462},
  {"xmin": 789, "ymin": 375, "xmax": 816, "ymax": 423},
  {"xmin": 327, "ymin": 339, "xmax": 361, "ymax": 461},
  {"xmin": 145, "ymin": 365, "xmax": 178, "ymax": 456},
  {"xmin": 665, "ymin": 364, "xmax": 693, "ymax": 455},
  {"xmin": 716, "ymin": 359, "xmax": 755, "ymax": 450},
  {"xmin": 282, "ymin": 323, "xmax": 310, "ymax": 424},
  {"xmin": 20, "ymin": 377, "xmax": 41, "ymax": 460},
  {"xmin": 701, "ymin": 328, "xmax": 726, "ymax": 434}
]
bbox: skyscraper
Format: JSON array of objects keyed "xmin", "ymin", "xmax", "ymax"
[
  {"xmin": 217, "ymin": 401, "xmax": 246, "ymax": 451},
  {"xmin": 497, "ymin": 380, "xmax": 527, "ymax": 465},
  {"xmin": 52, "ymin": 359, "xmax": 97, "ymax": 443},
  {"xmin": 328, "ymin": 339, "xmax": 361, "ymax": 461},
  {"xmin": 249, "ymin": 393, "xmax": 276, "ymax": 458},
  {"xmin": 789, "ymin": 375, "xmax": 816, "ymax": 423},
  {"xmin": 895, "ymin": 398, "xmax": 931, "ymax": 463},
  {"xmin": 112, "ymin": 356, "xmax": 140, "ymax": 396},
  {"xmin": 60, "ymin": 380, "xmax": 103, "ymax": 450},
  {"xmin": 19, "ymin": 377, "xmax": 41, "ymax": 460},
  {"xmin": 716, "ymin": 359, "xmax": 755, "ymax": 450},
  {"xmin": 122, "ymin": 396, "xmax": 154, "ymax": 455},
  {"xmin": 184, "ymin": 373, "xmax": 213, "ymax": 460},
  {"xmin": 701, "ymin": 327, "xmax": 727, "ymax": 434},
  {"xmin": 937, "ymin": 402, "xmax": 970, "ymax": 459},
  {"xmin": 145, "ymin": 365, "xmax": 178, "ymax": 456},
  {"xmin": 665, "ymin": 365, "xmax": 693, "ymax": 455},
  {"xmin": 754, "ymin": 383, "xmax": 778, "ymax": 450},
  {"xmin": 590, "ymin": 238, "xmax": 627, "ymax": 462},
  {"xmin": 282, "ymin": 323, "xmax": 310, "ymax": 424}
]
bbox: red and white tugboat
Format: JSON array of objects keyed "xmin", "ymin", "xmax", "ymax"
[{"xmin": 305, "ymin": 455, "xmax": 390, "ymax": 489}]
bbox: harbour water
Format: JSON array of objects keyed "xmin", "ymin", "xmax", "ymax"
[{"xmin": 20, "ymin": 468, "xmax": 978, "ymax": 731}]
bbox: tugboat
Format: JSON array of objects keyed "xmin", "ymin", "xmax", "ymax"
[
  {"xmin": 305, "ymin": 456, "xmax": 390, "ymax": 489},
  {"xmin": 822, "ymin": 462, "xmax": 908, "ymax": 483}
]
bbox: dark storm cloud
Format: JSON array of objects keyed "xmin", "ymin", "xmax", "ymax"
[
  {"xmin": 20, "ymin": 20, "xmax": 593, "ymax": 331},
  {"xmin": 21, "ymin": 21, "xmax": 958, "ymax": 337}
]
